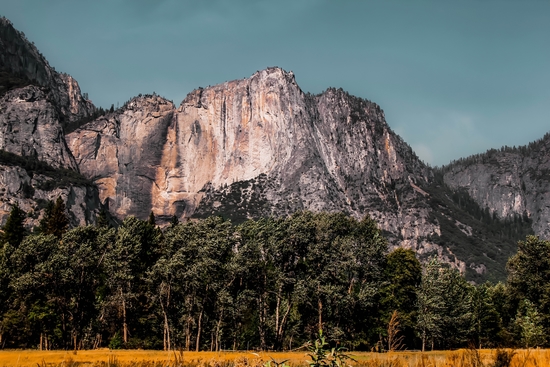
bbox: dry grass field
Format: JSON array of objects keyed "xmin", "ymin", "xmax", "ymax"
[{"xmin": 0, "ymin": 349, "xmax": 548, "ymax": 367}]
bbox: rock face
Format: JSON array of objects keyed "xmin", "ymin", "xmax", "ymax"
[
  {"xmin": 442, "ymin": 135, "xmax": 550, "ymax": 239},
  {"xmin": 0, "ymin": 163, "xmax": 101, "ymax": 228},
  {"xmin": 68, "ymin": 67, "xmax": 538, "ymax": 281},
  {"xmin": 67, "ymin": 95, "xmax": 174, "ymax": 219},
  {"xmin": 0, "ymin": 17, "xmax": 95, "ymax": 125},
  {"xmin": 0, "ymin": 85, "xmax": 78, "ymax": 169},
  {"xmin": 0, "ymin": 17, "xmax": 102, "ymax": 229},
  {"xmin": 70, "ymin": 68, "xmax": 460, "ymax": 271}
]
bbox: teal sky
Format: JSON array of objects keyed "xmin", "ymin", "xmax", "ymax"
[{"xmin": 1, "ymin": 0, "xmax": 549, "ymax": 166}]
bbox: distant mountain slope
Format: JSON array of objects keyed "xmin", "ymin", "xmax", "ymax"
[{"xmin": 441, "ymin": 133, "xmax": 550, "ymax": 239}]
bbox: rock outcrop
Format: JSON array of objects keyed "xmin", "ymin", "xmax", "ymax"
[
  {"xmin": 0, "ymin": 163, "xmax": 101, "ymax": 228},
  {"xmin": 68, "ymin": 67, "xmax": 538, "ymax": 281},
  {"xmin": 0, "ymin": 85, "xmax": 78, "ymax": 169},
  {"xmin": 0, "ymin": 17, "xmax": 95, "ymax": 125},
  {"xmin": 67, "ymin": 95, "xmax": 174, "ymax": 219},
  {"xmin": 442, "ymin": 135, "xmax": 550, "ymax": 239},
  {"xmin": 0, "ymin": 17, "xmax": 102, "ymax": 229}
]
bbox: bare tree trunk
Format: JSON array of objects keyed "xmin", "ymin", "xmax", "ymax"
[
  {"xmin": 275, "ymin": 285, "xmax": 281, "ymax": 338},
  {"xmin": 276, "ymin": 299, "xmax": 292, "ymax": 350},
  {"xmin": 122, "ymin": 297, "xmax": 128, "ymax": 344},
  {"xmin": 161, "ymin": 283, "xmax": 171, "ymax": 351},
  {"xmin": 318, "ymin": 298, "xmax": 323, "ymax": 332},
  {"xmin": 163, "ymin": 310, "xmax": 171, "ymax": 351},
  {"xmin": 195, "ymin": 309, "xmax": 203, "ymax": 352},
  {"xmin": 40, "ymin": 333, "xmax": 43, "ymax": 351},
  {"xmin": 185, "ymin": 315, "xmax": 191, "ymax": 351},
  {"xmin": 215, "ymin": 308, "xmax": 224, "ymax": 352},
  {"xmin": 258, "ymin": 293, "xmax": 267, "ymax": 350},
  {"xmin": 421, "ymin": 332, "xmax": 426, "ymax": 352}
]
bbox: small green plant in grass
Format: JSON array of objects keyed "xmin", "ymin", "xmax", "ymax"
[
  {"xmin": 109, "ymin": 331, "xmax": 123, "ymax": 350},
  {"xmin": 264, "ymin": 356, "xmax": 290, "ymax": 367},
  {"xmin": 307, "ymin": 330, "xmax": 354, "ymax": 367}
]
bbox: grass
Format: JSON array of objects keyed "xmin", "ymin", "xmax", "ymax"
[{"xmin": 0, "ymin": 350, "xmax": 548, "ymax": 367}]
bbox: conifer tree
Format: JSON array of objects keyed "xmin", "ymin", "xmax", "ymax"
[
  {"xmin": 50, "ymin": 197, "xmax": 69, "ymax": 238},
  {"xmin": 37, "ymin": 200, "xmax": 54, "ymax": 234},
  {"xmin": 39, "ymin": 197, "xmax": 69, "ymax": 238},
  {"xmin": 96, "ymin": 209, "xmax": 109, "ymax": 228},
  {"xmin": 148, "ymin": 211, "xmax": 156, "ymax": 226},
  {"xmin": 2, "ymin": 203, "xmax": 26, "ymax": 247}
]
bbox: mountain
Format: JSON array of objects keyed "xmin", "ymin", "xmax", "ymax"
[
  {"xmin": 441, "ymin": 136, "xmax": 550, "ymax": 239},
  {"xmin": 0, "ymin": 17, "xmax": 544, "ymax": 281},
  {"xmin": 0, "ymin": 17, "xmax": 102, "ymax": 227},
  {"xmin": 67, "ymin": 67, "xmax": 531, "ymax": 281}
]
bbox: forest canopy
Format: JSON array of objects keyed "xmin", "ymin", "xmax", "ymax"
[{"xmin": 0, "ymin": 203, "xmax": 548, "ymax": 352}]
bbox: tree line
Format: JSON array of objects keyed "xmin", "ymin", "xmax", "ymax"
[{"xmin": 0, "ymin": 199, "xmax": 548, "ymax": 351}]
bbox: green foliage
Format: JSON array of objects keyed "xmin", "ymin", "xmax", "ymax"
[
  {"xmin": 469, "ymin": 282, "xmax": 502, "ymax": 348},
  {"xmin": 2, "ymin": 203, "xmax": 26, "ymax": 247},
  {"xmin": 0, "ymin": 210, "xmax": 546, "ymax": 350},
  {"xmin": 513, "ymin": 299, "xmax": 546, "ymax": 348},
  {"xmin": 415, "ymin": 258, "xmax": 473, "ymax": 350},
  {"xmin": 148, "ymin": 211, "xmax": 156, "ymax": 226},
  {"xmin": 307, "ymin": 330, "xmax": 353, "ymax": 367},
  {"xmin": 380, "ymin": 248, "xmax": 421, "ymax": 347},
  {"xmin": 506, "ymin": 235, "xmax": 550, "ymax": 331},
  {"xmin": 109, "ymin": 332, "xmax": 123, "ymax": 350},
  {"xmin": 169, "ymin": 215, "xmax": 179, "ymax": 228},
  {"xmin": 425, "ymin": 177, "xmax": 529, "ymax": 282},
  {"xmin": 96, "ymin": 208, "xmax": 110, "ymax": 228},
  {"xmin": 38, "ymin": 197, "xmax": 69, "ymax": 238}
]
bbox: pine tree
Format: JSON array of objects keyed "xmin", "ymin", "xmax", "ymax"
[
  {"xmin": 148, "ymin": 211, "xmax": 156, "ymax": 226},
  {"xmin": 37, "ymin": 200, "xmax": 54, "ymax": 234},
  {"xmin": 50, "ymin": 197, "xmax": 69, "ymax": 238},
  {"xmin": 169, "ymin": 215, "xmax": 179, "ymax": 228},
  {"xmin": 96, "ymin": 209, "xmax": 109, "ymax": 228},
  {"xmin": 39, "ymin": 197, "xmax": 69, "ymax": 238},
  {"xmin": 2, "ymin": 203, "xmax": 26, "ymax": 247}
]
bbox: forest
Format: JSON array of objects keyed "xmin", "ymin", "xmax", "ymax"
[{"xmin": 0, "ymin": 198, "xmax": 548, "ymax": 352}]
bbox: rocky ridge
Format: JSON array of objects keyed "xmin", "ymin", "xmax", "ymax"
[
  {"xmin": 69, "ymin": 67, "xmax": 514, "ymax": 280},
  {"xmin": 0, "ymin": 17, "xmax": 102, "ymax": 228},
  {"xmin": 442, "ymin": 135, "xmax": 550, "ymax": 239}
]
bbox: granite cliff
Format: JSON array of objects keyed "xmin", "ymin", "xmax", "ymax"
[
  {"xmin": 68, "ymin": 67, "xmax": 523, "ymax": 281},
  {"xmin": 0, "ymin": 17, "xmax": 102, "ymax": 228},
  {"xmin": 441, "ymin": 135, "xmax": 550, "ymax": 239}
]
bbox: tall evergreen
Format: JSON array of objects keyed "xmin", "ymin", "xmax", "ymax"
[
  {"xmin": 37, "ymin": 200, "xmax": 54, "ymax": 234},
  {"xmin": 148, "ymin": 211, "xmax": 156, "ymax": 226},
  {"xmin": 96, "ymin": 208, "xmax": 109, "ymax": 228},
  {"xmin": 39, "ymin": 197, "xmax": 69, "ymax": 238},
  {"xmin": 2, "ymin": 203, "xmax": 26, "ymax": 247}
]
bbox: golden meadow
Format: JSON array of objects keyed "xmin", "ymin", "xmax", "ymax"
[{"xmin": 0, "ymin": 349, "xmax": 549, "ymax": 367}]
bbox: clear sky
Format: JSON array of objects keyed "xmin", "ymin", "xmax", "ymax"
[{"xmin": 1, "ymin": 0, "xmax": 549, "ymax": 166}]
